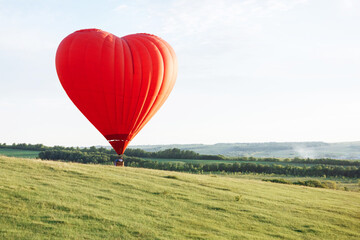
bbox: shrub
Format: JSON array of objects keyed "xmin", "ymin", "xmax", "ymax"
[
  {"xmin": 293, "ymin": 180, "xmax": 327, "ymax": 188},
  {"xmin": 323, "ymin": 181, "xmax": 337, "ymax": 189},
  {"xmin": 234, "ymin": 195, "xmax": 242, "ymax": 201},
  {"xmin": 163, "ymin": 175, "xmax": 178, "ymax": 179},
  {"xmin": 304, "ymin": 180, "xmax": 326, "ymax": 188},
  {"xmin": 262, "ymin": 178, "xmax": 291, "ymax": 184}
]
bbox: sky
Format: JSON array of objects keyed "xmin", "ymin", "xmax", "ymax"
[{"xmin": 0, "ymin": 0, "xmax": 360, "ymax": 147}]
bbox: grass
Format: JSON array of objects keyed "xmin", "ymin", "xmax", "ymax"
[
  {"xmin": 219, "ymin": 173, "xmax": 360, "ymax": 192},
  {"xmin": 0, "ymin": 156, "xmax": 359, "ymax": 239},
  {"xmin": 0, "ymin": 148, "xmax": 39, "ymax": 158}
]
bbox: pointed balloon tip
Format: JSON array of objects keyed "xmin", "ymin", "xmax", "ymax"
[{"xmin": 109, "ymin": 140, "xmax": 130, "ymax": 155}]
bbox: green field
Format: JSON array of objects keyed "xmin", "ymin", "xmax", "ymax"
[
  {"xmin": 1, "ymin": 156, "xmax": 359, "ymax": 239},
  {"xmin": 0, "ymin": 148, "xmax": 39, "ymax": 158},
  {"xmin": 143, "ymin": 157, "xmax": 318, "ymax": 167}
]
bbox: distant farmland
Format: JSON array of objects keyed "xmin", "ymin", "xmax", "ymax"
[
  {"xmin": 129, "ymin": 141, "xmax": 360, "ymax": 159},
  {"xmin": 0, "ymin": 148, "xmax": 39, "ymax": 158},
  {"xmin": 143, "ymin": 158, "xmax": 318, "ymax": 167}
]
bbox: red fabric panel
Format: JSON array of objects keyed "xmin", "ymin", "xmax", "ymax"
[{"xmin": 56, "ymin": 29, "xmax": 177, "ymax": 154}]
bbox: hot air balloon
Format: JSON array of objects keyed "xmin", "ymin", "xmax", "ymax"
[{"xmin": 55, "ymin": 29, "xmax": 177, "ymax": 159}]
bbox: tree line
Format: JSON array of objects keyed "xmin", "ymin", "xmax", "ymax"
[
  {"xmin": 37, "ymin": 149, "xmax": 360, "ymax": 178},
  {"xmin": 2, "ymin": 143, "xmax": 360, "ymax": 167},
  {"xmin": 0, "ymin": 143, "xmax": 49, "ymax": 151},
  {"xmin": 124, "ymin": 147, "xmax": 224, "ymax": 160},
  {"xmin": 126, "ymin": 159, "xmax": 360, "ymax": 178}
]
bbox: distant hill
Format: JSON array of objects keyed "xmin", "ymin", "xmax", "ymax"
[
  {"xmin": 1, "ymin": 156, "xmax": 359, "ymax": 239},
  {"xmin": 128, "ymin": 141, "xmax": 360, "ymax": 159}
]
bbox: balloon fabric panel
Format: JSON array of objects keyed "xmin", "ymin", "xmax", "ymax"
[{"xmin": 55, "ymin": 29, "xmax": 177, "ymax": 154}]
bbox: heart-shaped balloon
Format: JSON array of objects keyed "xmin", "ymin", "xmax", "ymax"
[{"xmin": 55, "ymin": 29, "xmax": 177, "ymax": 154}]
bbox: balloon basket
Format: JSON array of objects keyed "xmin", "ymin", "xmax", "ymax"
[
  {"xmin": 116, "ymin": 161, "xmax": 124, "ymax": 167},
  {"xmin": 115, "ymin": 158, "xmax": 124, "ymax": 167}
]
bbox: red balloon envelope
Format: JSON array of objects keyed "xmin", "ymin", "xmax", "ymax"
[{"xmin": 55, "ymin": 29, "xmax": 177, "ymax": 154}]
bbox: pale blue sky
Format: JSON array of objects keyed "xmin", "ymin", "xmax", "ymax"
[{"xmin": 0, "ymin": 0, "xmax": 359, "ymax": 147}]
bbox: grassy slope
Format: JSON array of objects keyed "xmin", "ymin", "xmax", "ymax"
[
  {"xmin": 228, "ymin": 174, "xmax": 360, "ymax": 192},
  {"xmin": 0, "ymin": 149, "xmax": 39, "ymax": 158},
  {"xmin": 0, "ymin": 156, "xmax": 359, "ymax": 240}
]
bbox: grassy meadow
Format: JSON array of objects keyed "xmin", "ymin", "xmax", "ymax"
[
  {"xmin": 1, "ymin": 156, "xmax": 359, "ymax": 239},
  {"xmin": 0, "ymin": 148, "xmax": 39, "ymax": 158},
  {"xmin": 225, "ymin": 173, "xmax": 360, "ymax": 192}
]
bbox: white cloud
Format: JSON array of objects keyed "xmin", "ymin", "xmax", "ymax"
[
  {"xmin": 159, "ymin": 0, "xmax": 308, "ymax": 36},
  {"xmin": 114, "ymin": 4, "xmax": 127, "ymax": 11},
  {"xmin": 337, "ymin": 0, "xmax": 360, "ymax": 15},
  {"xmin": 145, "ymin": 0, "xmax": 309, "ymax": 59}
]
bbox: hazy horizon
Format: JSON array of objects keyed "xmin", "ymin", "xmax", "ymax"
[{"xmin": 3, "ymin": 140, "xmax": 360, "ymax": 149}]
